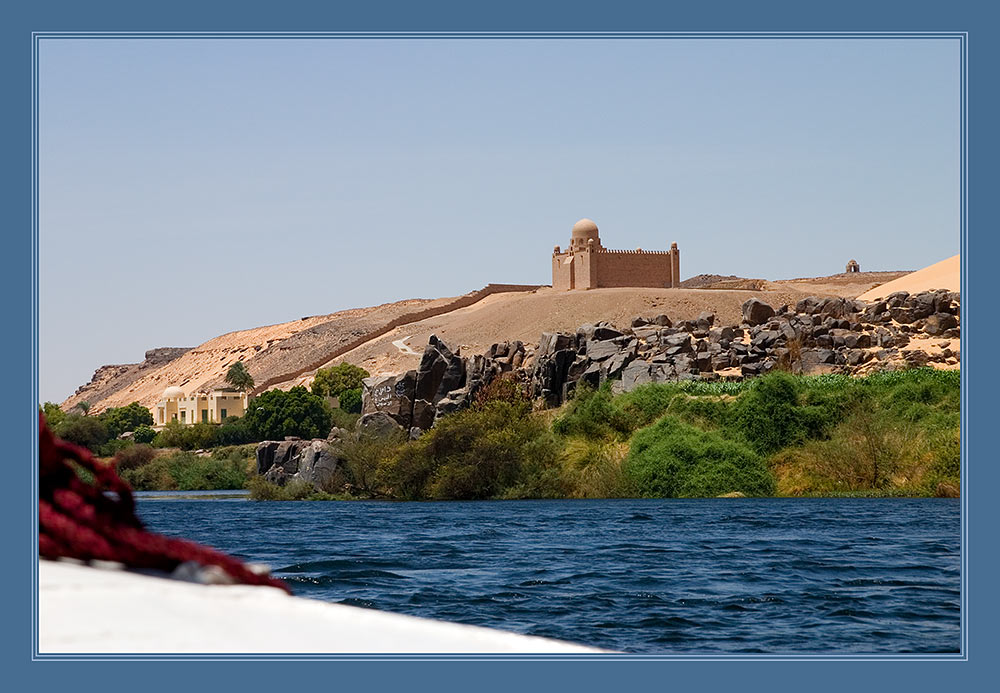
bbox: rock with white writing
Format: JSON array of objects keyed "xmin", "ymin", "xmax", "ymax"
[{"xmin": 361, "ymin": 370, "xmax": 416, "ymax": 429}]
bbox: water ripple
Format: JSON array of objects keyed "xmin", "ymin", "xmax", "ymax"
[{"xmin": 138, "ymin": 497, "xmax": 961, "ymax": 654}]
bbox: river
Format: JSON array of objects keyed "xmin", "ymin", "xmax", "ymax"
[{"xmin": 136, "ymin": 496, "xmax": 960, "ymax": 654}]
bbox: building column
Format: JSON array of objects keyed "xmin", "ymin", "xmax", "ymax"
[{"xmin": 670, "ymin": 243, "xmax": 680, "ymax": 288}]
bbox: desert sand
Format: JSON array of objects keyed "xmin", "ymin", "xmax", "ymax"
[{"xmin": 858, "ymin": 255, "xmax": 960, "ymax": 301}]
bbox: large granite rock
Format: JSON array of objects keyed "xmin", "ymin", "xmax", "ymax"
[
  {"xmin": 257, "ymin": 438, "xmax": 343, "ymax": 491},
  {"xmin": 412, "ymin": 335, "xmax": 467, "ymax": 429},
  {"xmin": 361, "ymin": 370, "xmax": 416, "ymax": 429},
  {"xmin": 357, "ymin": 412, "xmax": 406, "ymax": 440},
  {"xmin": 742, "ymin": 298, "xmax": 775, "ymax": 326}
]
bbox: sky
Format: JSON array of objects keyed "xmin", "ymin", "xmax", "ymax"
[{"xmin": 39, "ymin": 37, "xmax": 961, "ymax": 404}]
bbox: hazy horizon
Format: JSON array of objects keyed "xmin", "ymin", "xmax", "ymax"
[{"xmin": 39, "ymin": 37, "xmax": 960, "ymax": 403}]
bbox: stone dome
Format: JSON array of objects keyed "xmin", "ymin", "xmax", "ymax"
[
  {"xmin": 162, "ymin": 386, "xmax": 185, "ymax": 400},
  {"xmin": 571, "ymin": 218, "xmax": 599, "ymax": 237},
  {"xmin": 570, "ymin": 218, "xmax": 601, "ymax": 249}
]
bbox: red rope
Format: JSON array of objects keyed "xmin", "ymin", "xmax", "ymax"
[{"xmin": 39, "ymin": 413, "xmax": 290, "ymax": 592}]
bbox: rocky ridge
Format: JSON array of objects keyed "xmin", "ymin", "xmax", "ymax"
[
  {"xmin": 264, "ymin": 288, "xmax": 960, "ymax": 494},
  {"xmin": 363, "ymin": 289, "xmax": 960, "ymax": 421}
]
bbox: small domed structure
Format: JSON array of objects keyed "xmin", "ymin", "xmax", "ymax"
[
  {"xmin": 572, "ymin": 218, "xmax": 599, "ymax": 236},
  {"xmin": 570, "ymin": 218, "xmax": 601, "ymax": 250},
  {"xmin": 162, "ymin": 386, "xmax": 185, "ymax": 400}
]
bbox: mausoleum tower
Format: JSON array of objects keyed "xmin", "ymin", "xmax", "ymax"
[{"xmin": 552, "ymin": 218, "xmax": 680, "ymax": 290}]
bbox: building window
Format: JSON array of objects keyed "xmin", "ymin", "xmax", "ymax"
[
  {"xmin": 159, "ymin": 409, "xmax": 164, "ymax": 424},
  {"xmin": 220, "ymin": 408, "xmax": 227, "ymax": 420},
  {"xmin": 180, "ymin": 411, "xmax": 186, "ymax": 422},
  {"xmin": 202, "ymin": 409, "xmax": 208, "ymax": 423}
]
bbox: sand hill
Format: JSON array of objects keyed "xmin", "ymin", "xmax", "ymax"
[
  {"xmin": 858, "ymin": 255, "xmax": 960, "ymax": 301},
  {"xmin": 62, "ymin": 270, "xmax": 919, "ymax": 414}
]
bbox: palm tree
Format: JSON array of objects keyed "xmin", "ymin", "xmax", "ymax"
[
  {"xmin": 77, "ymin": 401, "xmax": 91, "ymax": 416},
  {"xmin": 225, "ymin": 361, "xmax": 255, "ymax": 393}
]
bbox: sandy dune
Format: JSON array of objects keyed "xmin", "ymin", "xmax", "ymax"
[
  {"xmin": 858, "ymin": 256, "xmax": 960, "ymax": 301},
  {"xmin": 62, "ymin": 298, "xmax": 455, "ymax": 414}
]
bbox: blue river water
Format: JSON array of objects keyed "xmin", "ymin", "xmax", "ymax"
[{"xmin": 136, "ymin": 497, "xmax": 960, "ymax": 654}]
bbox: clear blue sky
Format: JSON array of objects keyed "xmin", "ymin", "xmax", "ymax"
[{"xmin": 39, "ymin": 38, "xmax": 960, "ymax": 403}]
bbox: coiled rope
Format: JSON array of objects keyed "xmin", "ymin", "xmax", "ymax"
[{"xmin": 38, "ymin": 413, "xmax": 289, "ymax": 592}]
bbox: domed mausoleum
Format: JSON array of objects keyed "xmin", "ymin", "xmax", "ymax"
[{"xmin": 552, "ymin": 218, "xmax": 680, "ymax": 290}]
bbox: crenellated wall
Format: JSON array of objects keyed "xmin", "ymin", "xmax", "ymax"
[
  {"xmin": 594, "ymin": 249, "xmax": 674, "ymax": 288},
  {"xmin": 552, "ymin": 245, "xmax": 679, "ymax": 290}
]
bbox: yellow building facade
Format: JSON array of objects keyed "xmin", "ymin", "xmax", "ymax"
[{"xmin": 153, "ymin": 386, "xmax": 249, "ymax": 429}]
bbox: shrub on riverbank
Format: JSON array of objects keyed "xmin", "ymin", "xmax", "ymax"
[
  {"xmin": 769, "ymin": 369, "xmax": 960, "ymax": 496},
  {"xmin": 120, "ymin": 449, "xmax": 252, "ymax": 491},
  {"xmin": 624, "ymin": 417, "xmax": 775, "ymax": 497},
  {"xmin": 378, "ymin": 399, "xmax": 559, "ymax": 500},
  {"xmin": 242, "ymin": 387, "xmax": 333, "ymax": 441},
  {"xmin": 112, "ymin": 444, "xmax": 156, "ymax": 471}
]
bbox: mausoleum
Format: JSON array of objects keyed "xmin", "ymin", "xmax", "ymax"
[{"xmin": 552, "ymin": 218, "xmax": 680, "ymax": 290}]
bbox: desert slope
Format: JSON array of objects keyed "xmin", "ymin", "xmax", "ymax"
[
  {"xmin": 63, "ymin": 270, "xmax": 917, "ymax": 412},
  {"xmin": 61, "ymin": 297, "xmax": 457, "ymax": 414},
  {"xmin": 858, "ymin": 255, "xmax": 960, "ymax": 301},
  {"xmin": 286, "ymin": 272, "xmax": 907, "ymax": 385}
]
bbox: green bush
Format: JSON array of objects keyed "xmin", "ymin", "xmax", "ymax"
[
  {"xmin": 100, "ymin": 402, "xmax": 154, "ymax": 439},
  {"xmin": 152, "ymin": 421, "xmax": 219, "ymax": 450},
  {"xmin": 624, "ymin": 416, "xmax": 775, "ymax": 497},
  {"xmin": 113, "ymin": 444, "xmax": 156, "ymax": 471},
  {"xmin": 552, "ymin": 384, "xmax": 631, "ymax": 440},
  {"xmin": 243, "ymin": 387, "xmax": 332, "ymax": 441},
  {"xmin": 96, "ymin": 438, "xmax": 134, "ymax": 458},
  {"xmin": 120, "ymin": 450, "xmax": 249, "ymax": 491},
  {"xmin": 216, "ymin": 416, "xmax": 255, "ymax": 446},
  {"xmin": 337, "ymin": 427, "xmax": 406, "ymax": 495},
  {"xmin": 730, "ymin": 371, "xmax": 836, "ymax": 455},
  {"xmin": 312, "ymin": 362, "xmax": 370, "ymax": 399},
  {"xmin": 52, "ymin": 414, "xmax": 109, "ymax": 452},
  {"xmin": 767, "ymin": 369, "xmax": 960, "ymax": 496},
  {"xmin": 132, "ymin": 424, "xmax": 157, "ymax": 444},
  {"xmin": 338, "ymin": 388, "xmax": 362, "ymax": 414},
  {"xmin": 616, "ymin": 384, "xmax": 682, "ymax": 429},
  {"xmin": 665, "ymin": 394, "xmax": 732, "ymax": 430},
  {"xmin": 40, "ymin": 402, "xmax": 66, "ymax": 428},
  {"xmin": 543, "ymin": 438, "xmax": 629, "ymax": 499},
  {"xmin": 329, "ymin": 407, "xmax": 360, "ymax": 431},
  {"xmin": 379, "ymin": 399, "xmax": 558, "ymax": 500}
]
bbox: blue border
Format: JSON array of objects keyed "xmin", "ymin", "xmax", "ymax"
[
  {"xmin": 27, "ymin": 28, "xmax": 970, "ymax": 664},
  {"xmin": 4, "ymin": 0, "xmax": 996, "ymax": 688}
]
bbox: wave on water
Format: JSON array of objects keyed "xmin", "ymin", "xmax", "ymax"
[{"xmin": 138, "ymin": 497, "xmax": 961, "ymax": 654}]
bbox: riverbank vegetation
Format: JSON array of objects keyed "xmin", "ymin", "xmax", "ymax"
[
  {"xmin": 303, "ymin": 367, "xmax": 959, "ymax": 500},
  {"xmin": 117, "ymin": 445, "xmax": 255, "ymax": 491},
  {"xmin": 48, "ymin": 367, "xmax": 960, "ymax": 499}
]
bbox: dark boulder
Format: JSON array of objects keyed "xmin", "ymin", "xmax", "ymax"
[
  {"xmin": 357, "ymin": 412, "xmax": 406, "ymax": 440},
  {"xmin": 923, "ymin": 313, "xmax": 958, "ymax": 336},
  {"xmin": 742, "ymin": 298, "xmax": 775, "ymax": 326},
  {"xmin": 662, "ymin": 332, "xmax": 693, "ymax": 353},
  {"xmin": 585, "ymin": 339, "xmax": 621, "ymax": 361},
  {"xmin": 620, "ymin": 360, "xmax": 653, "ymax": 392}
]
